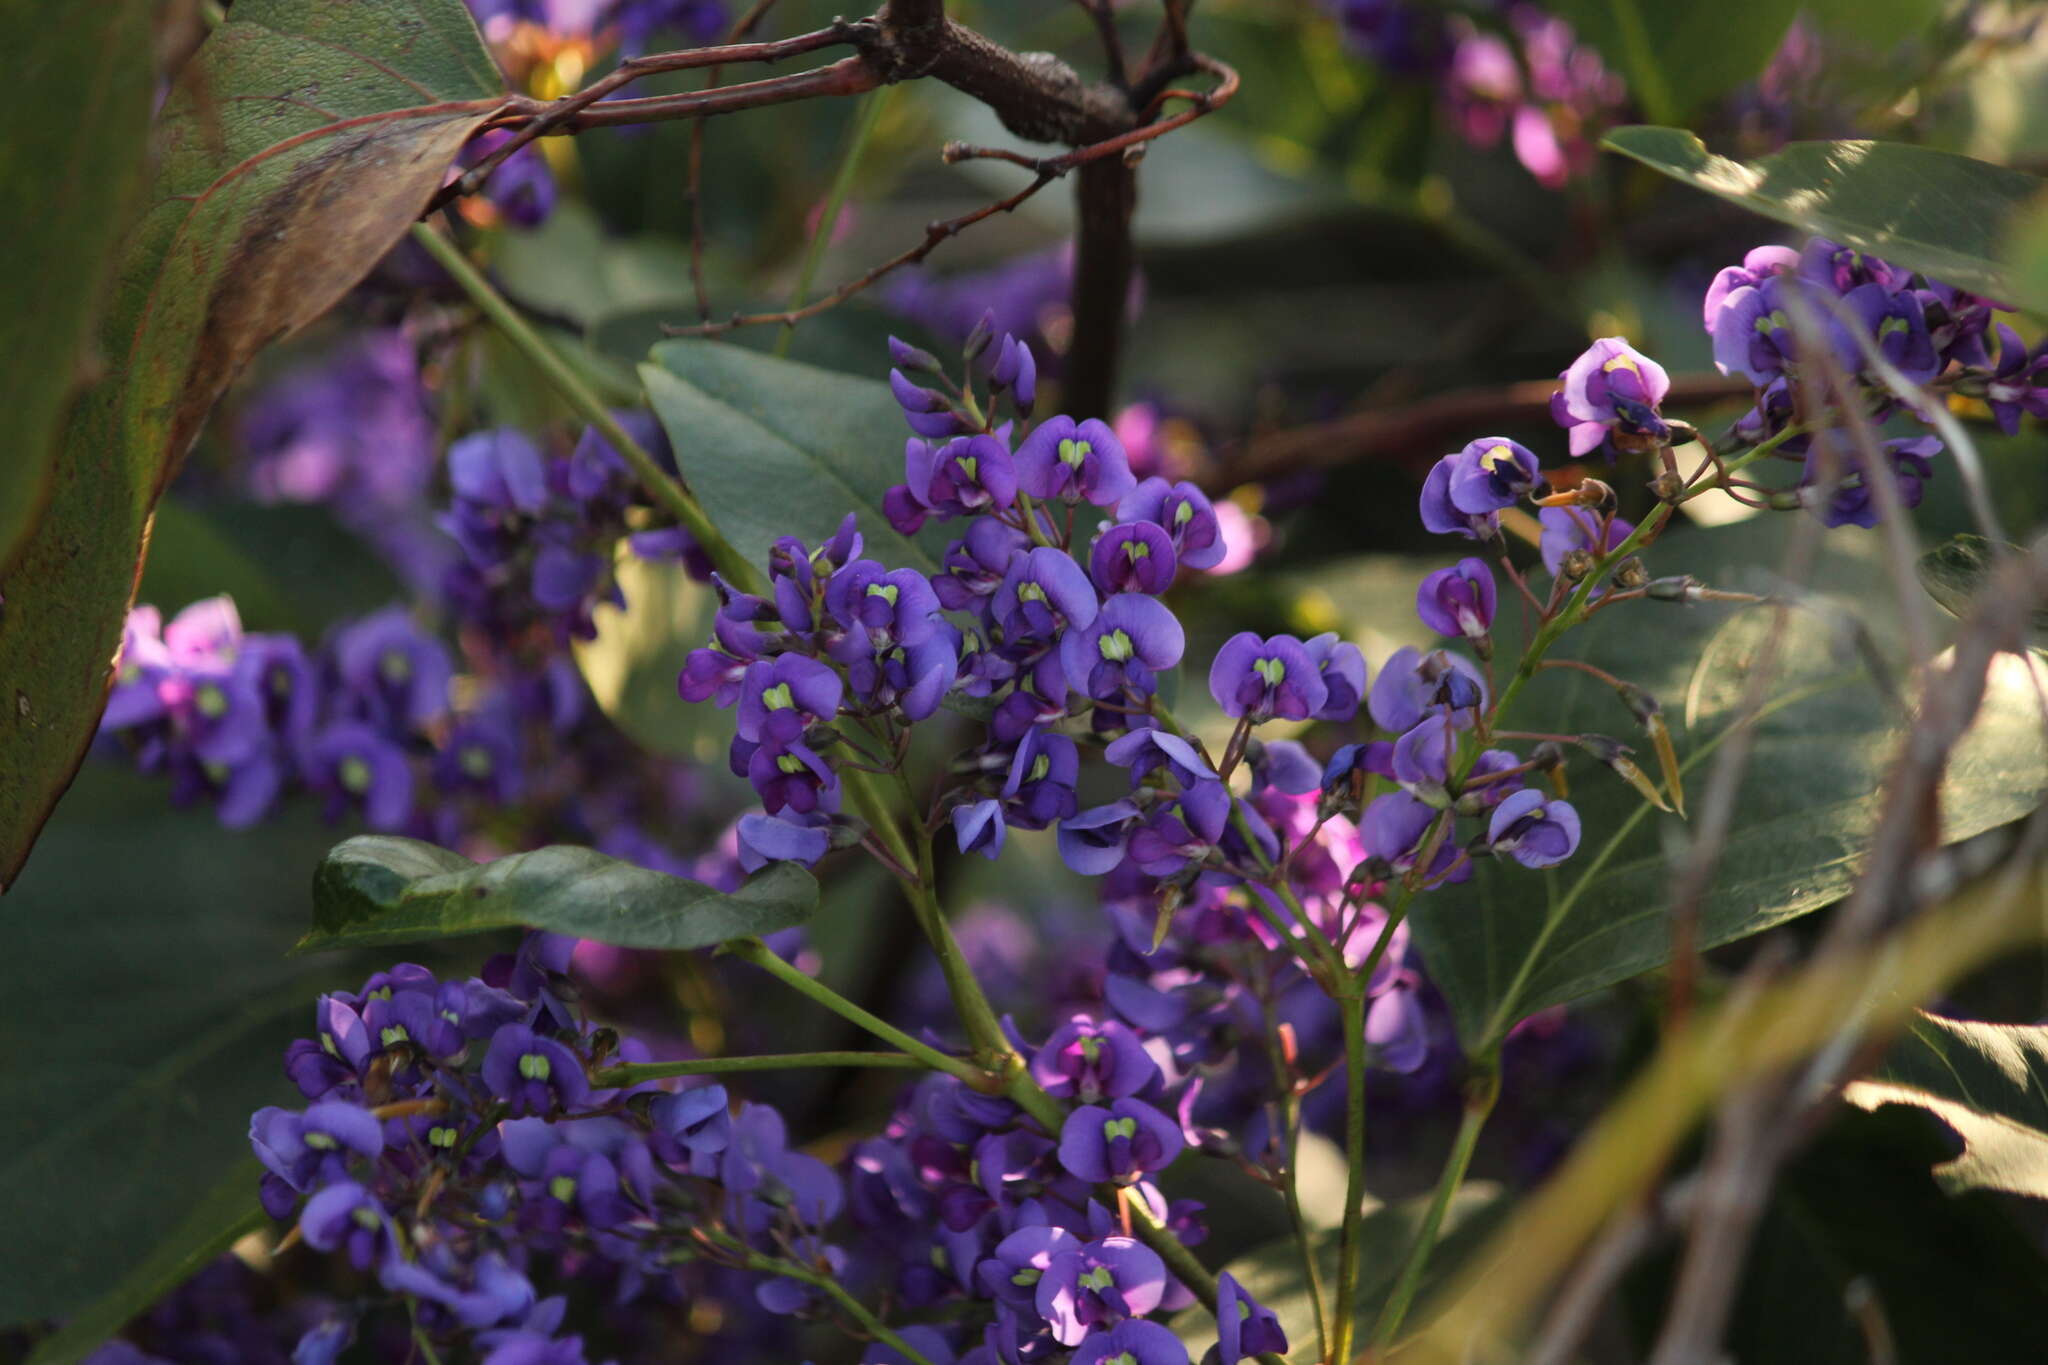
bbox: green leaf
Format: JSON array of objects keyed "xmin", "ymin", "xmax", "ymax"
[
  {"xmin": 1404, "ymin": 514, "xmax": 2048, "ymax": 1047},
  {"xmin": 1603, "ymin": 127, "xmax": 2048, "ymax": 309},
  {"xmin": 1915, "ymin": 534, "xmax": 2048, "ymax": 645},
  {"xmin": 573, "ymin": 551, "xmax": 731, "ymax": 763},
  {"xmin": 24, "ymin": 1164, "xmax": 266, "ymax": 1365},
  {"xmin": 642, "ymin": 339, "xmax": 949, "ymax": 574},
  {"xmin": 0, "ymin": 0, "xmax": 155, "ymax": 571},
  {"xmin": 0, "ymin": 780, "xmax": 369, "ymax": 1326},
  {"xmin": 0, "ymin": 0, "xmax": 505, "ymax": 891},
  {"xmin": 301, "ymin": 835, "xmax": 818, "ymax": 953},
  {"xmin": 1846, "ymin": 1010, "xmax": 2048, "ymax": 1199},
  {"xmin": 1169, "ymin": 1184, "xmax": 1506, "ymax": 1355}
]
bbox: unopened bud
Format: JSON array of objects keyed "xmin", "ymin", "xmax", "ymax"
[
  {"xmin": 963, "ymin": 308, "xmax": 996, "ymax": 363},
  {"xmin": 1560, "ymin": 548, "xmax": 1595, "ymax": 582},
  {"xmin": 1647, "ymin": 470, "xmax": 1685, "ymax": 503},
  {"xmin": 1150, "ymin": 879, "xmax": 1187, "ymax": 951},
  {"xmin": 888, "ymin": 335, "xmax": 943, "ymax": 375},
  {"xmin": 1767, "ymin": 488, "xmax": 1805, "ymax": 512},
  {"xmin": 1646, "ymin": 575, "xmax": 1700, "ymax": 602},
  {"xmin": 1613, "ymin": 557, "xmax": 1649, "ymax": 590},
  {"xmin": 1617, "ymin": 682, "xmax": 1661, "ymax": 727},
  {"xmin": 1576, "ymin": 733, "xmax": 1672, "ymax": 812},
  {"xmin": 1664, "ymin": 418, "xmax": 1700, "ymax": 446},
  {"xmin": 587, "ymin": 1027, "xmax": 620, "ymax": 1067}
]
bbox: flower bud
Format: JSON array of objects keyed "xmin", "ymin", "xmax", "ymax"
[
  {"xmin": 888, "ymin": 335, "xmax": 943, "ymax": 375},
  {"xmin": 1613, "ymin": 557, "xmax": 1648, "ymax": 590},
  {"xmin": 1560, "ymin": 548, "xmax": 1595, "ymax": 581},
  {"xmin": 1646, "ymin": 575, "xmax": 1700, "ymax": 602},
  {"xmin": 963, "ymin": 308, "xmax": 996, "ymax": 363}
]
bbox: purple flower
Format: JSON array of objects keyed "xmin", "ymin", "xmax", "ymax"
[
  {"xmin": 463, "ymin": 129, "xmax": 556, "ymax": 227},
  {"xmin": 908, "ymin": 433, "xmax": 1018, "ymax": 520},
  {"xmin": 993, "ymin": 546, "xmax": 1099, "ymax": 643},
  {"xmin": 1798, "ymin": 433, "xmax": 1939, "ymax": 529},
  {"xmin": 1031, "ymin": 1016, "xmax": 1160, "ymax": 1103},
  {"xmin": 735, "ymin": 810, "xmax": 833, "ymax": 870},
  {"xmin": 1391, "ymin": 713, "xmax": 1453, "ymax": 799},
  {"xmin": 1361, "ymin": 789, "xmax": 1437, "ymax": 867},
  {"xmin": 1103, "ymin": 728, "xmax": 1215, "ymax": 789},
  {"xmin": 1208, "ymin": 633, "xmax": 1327, "ymax": 723},
  {"xmin": 1800, "ymin": 237, "xmax": 1902, "ymax": 295},
  {"xmin": 1415, "ymin": 557, "xmax": 1496, "ymax": 642},
  {"xmin": 249, "ymin": 1101, "xmax": 385, "ymax": 1215},
  {"xmin": 827, "ymin": 560, "xmax": 941, "ymax": 653},
  {"xmin": 1002, "ymin": 729, "xmax": 1081, "ymax": 828},
  {"xmin": 1367, "ymin": 646, "xmax": 1488, "ymax": 733},
  {"xmin": 1302, "ymin": 632, "xmax": 1367, "ymax": 722},
  {"xmin": 1421, "ymin": 439, "xmax": 1540, "ymax": 539},
  {"xmin": 1702, "ymin": 245, "xmax": 1799, "ymax": 332},
  {"xmin": 1550, "ymin": 338, "xmax": 1671, "ymax": 456},
  {"xmin": 435, "ymin": 710, "xmax": 525, "ymax": 806},
  {"xmin": 481, "ymin": 1024, "xmax": 590, "ymax": 1115},
  {"xmin": 1983, "ymin": 323, "xmax": 2048, "ymax": 434},
  {"xmin": 304, "ymin": 722, "xmax": 414, "ymax": 829},
  {"xmin": 1487, "ymin": 788, "xmax": 1581, "ymax": 867},
  {"xmin": 1538, "ymin": 507, "xmax": 1633, "ymax": 580},
  {"xmin": 739, "ymin": 737, "xmax": 838, "ymax": 815},
  {"xmin": 1116, "ymin": 478, "xmax": 1225, "ymax": 571},
  {"xmin": 1058, "ymin": 1099, "xmax": 1184, "ymax": 1184},
  {"xmin": 299, "ymin": 1181, "xmax": 392, "ymax": 1271},
  {"xmin": 737, "ymin": 655, "xmax": 843, "ymax": 744},
  {"xmin": 1367, "ymin": 977, "xmax": 1428, "ymax": 1074},
  {"xmin": 977, "ymin": 1224, "xmax": 1078, "ymax": 1311},
  {"xmin": 1089, "ymin": 521, "xmax": 1178, "ymax": 596},
  {"xmin": 331, "ymin": 607, "xmax": 451, "ymax": 732},
  {"xmin": 1216, "ymin": 1270, "xmax": 1288, "ymax": 1362},
  {"xmin": 954, "ymin": 799, "xmax": 1007, "ymax": 860},
  {"xmin": 1842, "ymin": 281, "xmax": 1938, "ymax": 383},
  {"xmin": 934, "ymin": 518, "xmax": 1030, "ymax": 614},
  {"xmin": 1069, "ymin": 1320, "xmax": 1189, "ymax": 1365},
  {"xmin": 1037, "ymin": 1236, "xmax": 1169, "ymax": 1346},
  {"xmin": 1016, "ymin": 416, "xmax": 1135, "ymax": 506},
  {"xmin": 1058, "ymin": 800, "xmax": 1141, "ymax": 876},
  {"xmin": 1060, "ymin": 594, "xmax": 1184, "ymax": 702}
]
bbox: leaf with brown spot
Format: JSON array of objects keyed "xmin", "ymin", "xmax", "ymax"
[{"xmin": 0, "ymin": 0, "xmax": 506, "ymax": 892}]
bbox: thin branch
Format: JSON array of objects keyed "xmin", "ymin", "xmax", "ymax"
[
  {"xmin": 431, "ymin": 23, "xmax": 863, "ymax": 213},
  {"xmin": 543, "ymin": 54, "xmax": 883, "ymax": 129},
  {"xmin": 1076, "ymin": 0, "xmax": 1130, "ymax": 89}
]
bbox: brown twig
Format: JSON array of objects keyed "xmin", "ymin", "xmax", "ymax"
[
  {"xmin": 1208, "ymin": 373, "xmax": 1752, "ymax": 494},
  {"xmin": 430, "ymin": 22, "xmax": 863, "ymax": 214},
  {"xmin": 663, "ymin": 55, "xmax": 1237, "ymax": 344}
]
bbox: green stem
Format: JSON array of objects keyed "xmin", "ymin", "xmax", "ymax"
[
  {"xmin": 409, "ymin": 223, "xmax": 755, "ymax": 588},
  {"xmin": 1329, "ymin": 990, "xmax": 1372, "ymax": 1365},
  {"xmin": 725, "ymin": 937, "xmax": 990, "ymax": 1089},
  {"xmin": 1476, "ymin": 427, "xmax": 1802, "ymax": 777},
  {"xmin": 1372, "ymin": 1061, "xmax": 1501, "ymax": 1346},
  {"xmin": 1271, "ymin": 1040, "xmax": 1331, "ymax": 1365},
  {"xmin": 719, "ymin": 1236, "xmax": 938, "ymax": 1365},
  {"xmin": 594, "ymin": 1051, "xmax": 927, "ymax": 1086},
  {"xmin": 777, "ymin": 88, "xmax": 893, "ymax": 358}
]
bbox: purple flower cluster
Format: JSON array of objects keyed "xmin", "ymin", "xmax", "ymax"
[
  {"xmin": 98, "ymin": 598, "xmax": 448, "ymax": 831},
  {"xmin": 1325, "ymin": 1, "xmax": 1625, "ymax": 187},
  {"xmin": 1702, "ymin": 235, "xmax": 2048, "ymax": 527},
  {"xmin": 439, "ymin": 414, "xmax": 706, "ymax": 645},
  {"xmin": 249, "ymin": 935, "xmax": 838, "ymax": 1363}
]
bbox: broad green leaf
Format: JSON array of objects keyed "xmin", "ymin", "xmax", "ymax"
[
  {"xmin": 1915, "ymin": 533, "xmax": 2048, "ymax": 644},
  {"xmin": 0, "ymin": 0, "xmax": 154, "ymax": 572},
  {"xmin": 0, "ymin": 779, "xmax": 368, "ymax": 1326},
  {"xmin": 301, "ymin": 835, "xmax": 818, "ymax": 953},
  {"xmin": 0, "ymin": 0, "xmax": 505, "ymax": 892},
  {"xmin": 573, "ymin": 551, "xmax": 738, "ymax": 767},
  {"xmin": 1689, "ymin": 1103, "xmax": 2048, "ymax": 1363},
  {"xmin": 642, "ymin": 339, "xmax": 949, "ymax": 575},
  {"xmin": 1404, "ymin": 514, "xmax": 2048, "ymax": 1047},
  {"xmin": 1168, "ymin": 1184, "xmax": 1506, "ymax": 1355},
  {"xmin": 1846, "ymin": 1010, "xmax": 2048, "ymax": 1199},
  {"xmin": 23, "ymin": 1163, "xmax": 266, "ymax": 1365},
  {"xmin": 1604, "ymin": 127, "xmax": 2047, "ymax": 309}
]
